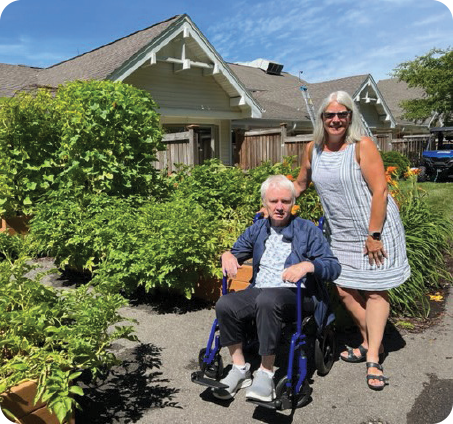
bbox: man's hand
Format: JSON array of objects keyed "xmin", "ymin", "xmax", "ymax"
[
  {"xmin": 221, "ymin": 251, "xmax": 242, "ymax": 278},
  {"xmin": 281, "ymin": 262, "xmax": 314, "ymax": 283}
]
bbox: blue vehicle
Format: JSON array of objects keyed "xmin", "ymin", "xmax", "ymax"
[{"xmin": 418, "ymin": 127, "xmax": 453, "ymax": 182}]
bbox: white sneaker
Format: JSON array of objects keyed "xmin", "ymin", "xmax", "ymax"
[
  {"xmin": 212, "ymin": 363, "xmax": 252, "ymax": 400},
  {"xmin": 245, "ymin": 368, "xmax": 275, "ymax": 402}
]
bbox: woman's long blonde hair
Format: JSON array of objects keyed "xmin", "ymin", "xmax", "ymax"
[{"xmin": 313, "ymin": 91, "xmax": 366, "ymax": 148}]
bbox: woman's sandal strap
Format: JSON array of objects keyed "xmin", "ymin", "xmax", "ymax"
[
  {"xmin": 366, "ymin": 361, "xmax": 383, "ymax": 371},
  {"xmin": 344, "ymin": 344, "xmax": 367, "ymax": 360},
  {"xmin": 367, "ymin": 374, "xmax": 389, "ymax": 384}
]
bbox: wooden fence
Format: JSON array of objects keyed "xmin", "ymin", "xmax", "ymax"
[
  {"xmin": 391, "ymin": 135, "xmax": 430, "ymax": 166},
  {"xmin": 235, "ymin": 126, "xmax": 431, "ymax": 169},
  {"xmin": 153, "ymin": 126, "xmax": 198, "ymax": 173},
  {"xmin": 235, "ymin": 124, "xmax": 311, "ymax": 169},
  {"xmin": 156, "ymin": 125, "xmax": 431, "ymax": 172}
]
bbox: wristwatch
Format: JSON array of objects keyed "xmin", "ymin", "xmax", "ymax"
[{"xmin": 369, "ymin": 232, "xmax": 381, "ymax": 241}]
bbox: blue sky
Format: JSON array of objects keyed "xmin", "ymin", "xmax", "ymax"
[{"xmin": 0, "ymin": 0, "xmax": 452, "ymax": 83}]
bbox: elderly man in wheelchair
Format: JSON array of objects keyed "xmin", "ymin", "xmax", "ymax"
[{"xmin": 211, "ymin": 174, "xmax": 341, "ymax": 404}]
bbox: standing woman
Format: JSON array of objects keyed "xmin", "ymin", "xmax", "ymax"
[{"xmin": 294, "ymin": 91, "xmax": 410, "ymax": 390}]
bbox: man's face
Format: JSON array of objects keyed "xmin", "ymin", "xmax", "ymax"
[{"xmin": 264, "ymin": 186, "xmax": 294, "ymax": 227}]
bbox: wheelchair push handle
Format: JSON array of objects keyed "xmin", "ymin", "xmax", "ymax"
[{"xmin": 253, "ymin": 211, "xmax": 264, "ymax": 223}]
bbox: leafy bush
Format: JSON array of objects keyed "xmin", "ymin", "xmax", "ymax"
[
  {"xmin": 92, "ymin": 198, "xmax": 230, "ymax": 297},
  {"xmin": 380, "ymin": 151, "xmax": 411, "ymax": 178},
  {"xmin": 28, "ymin": 158, "xmax": 324, "ymax": 298},
  {"xmin": 0, "ymin": 232, "xmax": 26, "ymax": 261},
  {"xmin": 389, "ymin": 181, "xmax": 452, "ymax": 317},
  {"xmin": 29, "ymin": 192, "xmax": 144, "ymax": 272},
  {"xmin": 171, "ymin": 159, "xmax": 248, "ymax": 219},
  {"xmin": 29, "ymin": 191, "xmax": 234, "ymax": 297},
  {"xmin": 0, "ymin": 254, "xmax": 137, "ymax": 423},
  {"xmin": 0, "ymin": 90, "xmax": 60, "ymax": 215},
  {"xmin": 0, "ymin": 80, "xmax": 165, "ymax": 216},
  {"xmin": 53, "ymin": 80, "xmax": 165, "ymax": 197}
]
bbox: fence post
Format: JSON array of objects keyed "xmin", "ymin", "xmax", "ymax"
[
  {"xmin": 187, "ymin": 125, "xmax": 199, "ymax": 166},
  {"xmin": 280, "ymin": 123, "xmax": 287, "ymax": 162}
]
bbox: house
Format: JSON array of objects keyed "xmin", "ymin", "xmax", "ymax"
[
  {"xmin": 377, "ymin": 78, "xmax": 431, "ymax": 137},
  {"xmin": 228, "ymin": 64, "xmax": 402, "ymax": 163},
  {"xmin": 0, "ymin": 15, "xmax": 262, "ymax": 170},
  {"xmin": 0, "ymin": 14, "xmax": 429, "ymax": 168}
]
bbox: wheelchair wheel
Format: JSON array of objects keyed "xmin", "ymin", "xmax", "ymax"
[
  {"xmin": 314, "ymin": 326, "xmax": 336, "ymax": 376},
  {"xmin": 275, "ymin": 376, "xmax": 312, "ymax": 409},
  {"xmin": 198, "ymin": 348, "xmax": 223, "ymax": 380}
]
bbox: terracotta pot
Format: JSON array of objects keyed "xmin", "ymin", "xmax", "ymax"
[
  {"xmin": 0, "ymin": 380, "xmax": 75, "ymax": 424},
  {"xmin": 0, "ymin": 215, "xmax": 32, "ymax": 236}
]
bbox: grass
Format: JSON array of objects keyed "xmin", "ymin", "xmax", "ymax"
[{"xmin": 401, "ymin": 181, "xmax": 453, "ymax": 221}]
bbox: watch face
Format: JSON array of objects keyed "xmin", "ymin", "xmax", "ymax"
[{"xmin": 371, "ymin": 232, "xmax": 381, "ymax": 240}]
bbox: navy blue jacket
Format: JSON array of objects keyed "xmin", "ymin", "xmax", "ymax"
[{"xmin": 230, "ymin": 216, "xmax": 341, "ymax": 330}]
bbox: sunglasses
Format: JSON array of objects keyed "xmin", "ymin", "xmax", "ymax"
[{"xmin": 322, "ymin": 111, "xmax": 351, "ymax": 120}]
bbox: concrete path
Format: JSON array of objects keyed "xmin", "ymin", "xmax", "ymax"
[{"xmin": 73, "ymin": 283, "xmax": 453, "ymax": 424}]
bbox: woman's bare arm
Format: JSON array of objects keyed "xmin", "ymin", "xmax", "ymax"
[
  {"xmin": 357, "ymin": 137, "xmax": 388, "ymax": 265},
  {"xmin": 294, "ymin": 141, "xmax": 314, "ymax": 197}
]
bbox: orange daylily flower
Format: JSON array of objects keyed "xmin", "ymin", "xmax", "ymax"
[
  {"xmin": 428, "ymin": 292, "xmax": 444, "ymax": 302},
  {"xmin": 286, "ymin": 174, "xmax": 294, "ymax": 181},
  {"xmin": 291, "ymin": 205, "xmax": 300, "ymax": 215},
  {"xmin": 385, "ymin": 166, "xmax": 398, "ymax": 175},
  {"xmin": 404, "ymin": 167, "xmax": 421, "ymax": 178}
]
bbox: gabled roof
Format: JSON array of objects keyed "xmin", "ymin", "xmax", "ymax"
[
  {"xmin": 37, "ymin": 16, "xmax": 181, "ymax": 88},
  {"xmin": 1, "ymin": 15, "xmax": 262, "ymax": 118},
  {"xmin": 0, "ymin": 63, "xmax": 41, "ymax": 97},
  {"xmin": 307, "ymin": 75, "xmax": 369, "ymax": 110},
  {"xmin": 377, "ymin": 78, "xmax": 428, "ymax": 126},
  {"xmin": 308, "ymin": 74, "xmax": 396, "ymax": 128},
  {"xmin": 229, "ymin": 63, "xmax": 310, "ymax": 121},
  {"xmin": 229, "ymin": 68, "xmax": 393, "ymax": 127}
]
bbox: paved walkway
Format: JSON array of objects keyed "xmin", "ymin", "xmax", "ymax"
[{"xmin": 72, "ymin": 281, "xmax": 453, "ymax": 424}]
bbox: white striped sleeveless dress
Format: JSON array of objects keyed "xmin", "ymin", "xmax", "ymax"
[{"xmin": 311, "ymin": 143, "xmax": 410, "ymax": 290}]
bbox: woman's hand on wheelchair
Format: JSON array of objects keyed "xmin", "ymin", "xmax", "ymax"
[
  {"xmin": 282, "ymin": 262, "xmax": 314, "ymax": 283},
  {"xmin": 221, "ymin": 251, "xmax": 242, "ymax": 278},
  {"xmin": 257, "ymin": 207, "xmax": 268, "ymax": 218}
]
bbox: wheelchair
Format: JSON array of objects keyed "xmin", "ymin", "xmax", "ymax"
[{"xmin": 191, "ymin": 216, "xmax": 336, "ymax": 410}]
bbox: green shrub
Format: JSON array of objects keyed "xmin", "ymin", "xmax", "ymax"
[
  {"xmin": 0, "ymin": 232, "xmax": 26, "ymax": 261},
  {"xmin": 0, "ymin": 81, "xmax": 165, "ymax": 216},
  {"xmin": 0, "ymin": 255, "xmax": 136, "ymax": 423},
  {"xmin": 380, "ymin": 151, "xmax": 411, "ymax": 178},
  {"xmin": 29, "ymin": 192, "xmax": 144, "ymax": 272},
  {"xmin": 171, "ymin": 159, "xmax": 248, "ymax": 219},
  {"xmin": 0, "ymin": 90, "xmax": 60, "ymax": 215},
  {"xmin": 92, "ymin": 198, "xmax": 229, "ymax": 297},
  {"xmin": 389, "ymin": 183, "xmax": 452, "ymax": 317},
  {"xmin": 53, "ymin": 80, "xmax": 165, "ymax": 197},
  {"xmin": 29, "ymin": 191, "xmax": 233, "ymax": 298}
]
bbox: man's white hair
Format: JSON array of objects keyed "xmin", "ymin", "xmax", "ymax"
[{"xmin": 261, "ymin": 175, "xmax": 296, "ymax": 205}]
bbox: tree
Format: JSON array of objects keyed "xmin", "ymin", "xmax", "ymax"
[{"xmin": 392, "ymin": 48, "xmax": 453, "ymax": 126}]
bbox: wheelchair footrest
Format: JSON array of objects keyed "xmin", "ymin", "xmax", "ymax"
[
  {"xmin": 191, "ymin": 371, "xmax": 228, "ymax": 389},
  {"xmin": 246, "ymin": 398, "xmax": 283, "ymax": 410}
]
